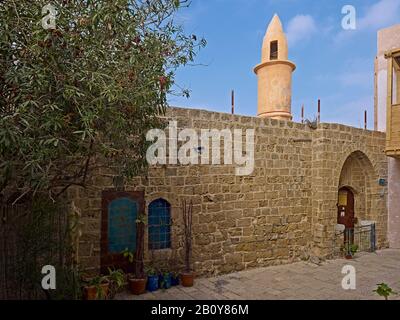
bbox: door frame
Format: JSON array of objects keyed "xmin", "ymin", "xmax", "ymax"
[
  {"xmin": 337, "ymin": 186, "xmax": 356, "ymax": 244},
  {"xmin": 100, "ymin": 190, "xmax": 145, "ymax": 274}
]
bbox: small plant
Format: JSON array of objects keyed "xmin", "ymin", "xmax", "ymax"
[
  {"xmin": 349, "ymin": 244, "xmax": 358, "ymax": 256},
  {"xmin": 145, "ymin": 263, "xmax": 160, "ymax": 292},
  {"xmin": 122, "ymin": 248, "xmax": 134, "ymax": 263},
  {"xmin": 145, "ymin": 265, "xmax": 158, "ymax": 276},
  {"xmin": 85, "ymin": 275, "xmax": 109, "ymax": 300},
  {"xmin": 158, "ymin": 269, "xmax": 172, "ymax": 290},
  {"xmin": 170, "ymin": 271, "xmax": 180, "ymax": 286},
  {"xmin": 373, "ymin": 283, "xmax": 397, "ymax": 300},
  {"xmin": 107, "ymin": 268, "xmax": 125, "ymax": 300},
  {"xmin": 136, "ymin": 213, "xmax": 147, "ymax": 225}
]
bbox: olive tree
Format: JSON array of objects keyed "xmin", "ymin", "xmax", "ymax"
[{"xmin": 0, "ymin": 0, "xmax": 205, "ymax": 201}]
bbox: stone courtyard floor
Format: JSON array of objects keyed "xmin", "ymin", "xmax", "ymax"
[{"xmin": 118, "ymin": 249, "xmax": 400, "ymax": 300}]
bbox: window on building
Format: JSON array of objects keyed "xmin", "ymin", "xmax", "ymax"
[
  {"xmin": 270, "ymin": 41, "xmax": 278, "ymax": 60},
  {"xmin": 148, "ymin": 199, "xmax": 171, "ymax": 250},
  {"xmin": 393, "ymin": 56, "xmax": 400, "ymax": 105}
]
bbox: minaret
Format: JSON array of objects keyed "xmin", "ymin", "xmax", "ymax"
[{"xmin": 254, "ymin": 14, "xmax": 296, "ymax": 121}]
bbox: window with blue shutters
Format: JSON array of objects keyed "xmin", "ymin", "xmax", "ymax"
[
  {"xmin": 148, "ymin": 199, "xmax": 171, "ymax": 250},
  {"xmin": 108, "ymin": 197, "xmax": 138, "ymax": 253}
]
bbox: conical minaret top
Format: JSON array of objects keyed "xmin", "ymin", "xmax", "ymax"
[
  {"xmin": 254, "ymin": 14, "xmax": 296, "ymax": 121},
  {"xmin": 262, "ymin": 14, "xmax": 288, "ymax": 62}
]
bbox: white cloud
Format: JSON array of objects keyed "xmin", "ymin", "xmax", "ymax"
[
  {"xmin": 358, "ymin": 0, "xmax": 400, "ymax": 30},
  {"xmin": 335, "ymin": 0, "xmax": 400, "ymax": 44},
  {"xmin": 286, "ymin": 15, "xmax": 317, "ymax": 46}
]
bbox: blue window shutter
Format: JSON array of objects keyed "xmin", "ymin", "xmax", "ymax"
[{"xmin": 108, "ymin": 197, "xmax": 138, "ymax": 253}]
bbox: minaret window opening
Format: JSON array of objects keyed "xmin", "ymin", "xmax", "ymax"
[{"xmin": 270, "ymin": 40, "xmax": 278, "ymax": 60}]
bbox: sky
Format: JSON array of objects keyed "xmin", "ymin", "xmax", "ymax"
[{"xmin": 168, "ymin": 0, "xmax": 400, "ymax": 128}]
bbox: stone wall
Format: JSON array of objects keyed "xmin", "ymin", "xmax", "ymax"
[
  {"xmin": 71, "ymin": 107, "xmax": 388, "ymax": 276},
  {"xmin": 311, "ymin": 123, "xmax": 388, "ymax": 256}
]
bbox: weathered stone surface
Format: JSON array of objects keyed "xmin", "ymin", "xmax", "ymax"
[{"xmin": 70, "ymin": 107, "xmax": 388, "ymax": 277}]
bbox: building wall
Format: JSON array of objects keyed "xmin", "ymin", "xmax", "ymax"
[
  {"xmin": 375, "ymin": 24, "xmax": 400, "ymax": 251},
  {"xmin": 388, "ymin": 157, "xmax": 400, "ymax": 248},
  {"xmin": 71, "ymin": 108, "xmax": 388, "ymax": 276},
  {"xmin": 310, "ymin": 123, "xmax": 388, "ymax": 256},
  {"xmin": 375, "ymin": 24, "xmax": 400, "ymax": 132}
]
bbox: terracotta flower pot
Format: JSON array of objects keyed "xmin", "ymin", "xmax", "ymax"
[
  {"xmin": 345, "ymin": 254, "xmax": 353, "ymax": 260},
  {"xmin": 180, "ymin": 272, "xmax": 195, "ymax": 287},
  {"xmin": 83, "ymin": 282, "xmax": 109, "ymax": 300},
  {"xmin": 129, "ymin": 278, "xmax": 147, "ymax": 295}
]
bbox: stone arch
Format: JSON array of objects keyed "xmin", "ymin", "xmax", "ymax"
[
  {"xmin": 335, "ymin": 146, "xmax": 379, "ymax": 187},
  {"xmin": 337, "ymin": 150, "xmax": 378, "ymax": 223}
]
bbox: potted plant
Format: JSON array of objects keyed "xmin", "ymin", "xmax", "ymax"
[
  {"xmin": 159, "ymin": 270, "xmax": 172, "ymax": 290},
  {"xmin": 145, "ymin": 265, "xmax": 159, "ymax": 292},
  {"xmin": 344, "ymin": 242, "xmax": 358, "ymax": 259},
  {"xmin": 171, "ymin": 271, "xmax": 180, "ymax": 286},
  {"xmin": 181, "ymin": 200, "xmax": 194, "ymax": 287},
  {"xmin": 107, "ymin": 268, "xmax": 125, "ymax": 300},
  {"xmin": 82, "ymin": 275, "xmax": 109, "ymax": 300},
  {"xmin": 349, "ymin": 244, "xmax": 358, "ymax": 258},
  {"xmin": 345, "ymin": 248, "xmax": 353, "ymax": 260},
  {"xmin": 123, "ymin": 213, "xmax": 147, "ymax": 295}
]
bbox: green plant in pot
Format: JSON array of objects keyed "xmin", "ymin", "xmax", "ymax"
[
  {"xmin": 171, "ymin": 271, "xmax": 180, "ymax": 286},
  {"xmin": 157, "ymin": 264, "xmax": 172, "ymax": 290},
  {"xmin": 344, "ymin": 243, "xmax": 358, "ymax": 259},
  {"xmin": 106, "ymin": 268, "xmax": 126, "ymax": 300},
  {"xmin": 123, "ymin": 213, "xmax": 147, "ymax": 295},
  {"xmin": 350, "ymin": 244, "xmax": 358, "ymax": 257},
  {"xmin": 82, "ymin": 275, "xmax": 109, "ymax": 300},
  {"xmin": 145, "ymin": 264, "xmax": 159, "ymax": 292},
  {"xmin": 181, "ymin": 200, "xmax": 194, "ymax": 287}
]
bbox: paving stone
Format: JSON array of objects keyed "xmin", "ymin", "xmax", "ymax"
[{"xmin": 116, "ymin": 249, "xmax": 400, "ymax": 300}]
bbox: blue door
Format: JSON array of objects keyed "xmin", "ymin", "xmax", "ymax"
[
  {"xmin": 108, "ymin": 197, "xmax": 138, "ymax": 253},
  {"xmin": 101, "ymin": 191, "xmax": 144, "ymax": 273}
]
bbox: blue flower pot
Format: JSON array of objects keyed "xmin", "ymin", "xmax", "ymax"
[
  {"xmin": 171, "ymin": 275, "xmax": 180, "ymax": 286},
  {"xmin": 159, "ymin": 273, "xmax": 172, "ymax": 289},
  {"xmin": 147, "ymin": 275, "xmax": 159, "ymax": 292}
]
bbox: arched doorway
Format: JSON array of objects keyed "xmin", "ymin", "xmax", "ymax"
[
  {"xmin": 337, "ymin": 187, "xmax": 356, "ymax": 244},
  {"xmin": 337, "ymin": 150, "xmax": 378, "ymax": 248},
  {"xmin": 338, "ymin": 151, "xmax": 377, "ymax": 224}
]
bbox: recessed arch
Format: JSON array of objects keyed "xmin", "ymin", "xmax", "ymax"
[
  {"xmin": 336, "ymin": 147, "xmax": 378, "ymax": 188},
  {"xmin": 338, "ymin": 150, "xmax": 377, "ymax": 223}
]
